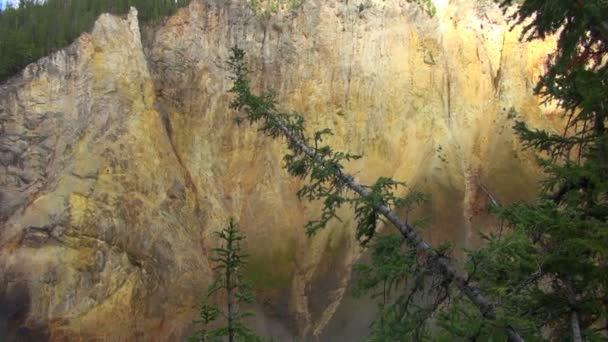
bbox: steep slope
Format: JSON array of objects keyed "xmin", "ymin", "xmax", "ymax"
[
  {"xmin": 0, "ymin": 0, "xmax": 558, "ymax": 340},
  {"xmin": 0, "ymin": 8, "xmax": 209, "ymax": 341}
]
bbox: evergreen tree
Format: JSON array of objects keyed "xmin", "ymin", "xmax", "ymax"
[
  {"xmin": 227, "ymin": 46, "xmax": 525, "ymax": 341},
  {"xmin": 436, "ymin": 1, "xmax": 608, "ymax": 340},
  {"xmin": 227, "ymin": 0, "xmax": 608, "ymax": 334},
  {"xmin": 189, "ymin": 219, "xmax": 258, "ymax": 342},
  {"xmin": 0, "ymin": 0, "xmax": 190, "ymax": 82}
]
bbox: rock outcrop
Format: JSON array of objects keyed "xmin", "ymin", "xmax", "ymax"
[{"xmin": 0, "ymin": 0, "xmax": 558, "ymax": 340}]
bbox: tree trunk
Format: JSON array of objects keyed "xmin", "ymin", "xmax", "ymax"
[
  {"xmin": 571, "ymin": 310, "xmax": 583, "ymax": 342},
  {"xmin": 594, "ymin": 110, "xmax": 608, "ymax": 176},
  {"xmin": 271, "ymin": 118, "xmax": 525, "ymax": 342},
  {"xmin": 227, "ymin": 250, "xmax": 235, "ymax": 342}
]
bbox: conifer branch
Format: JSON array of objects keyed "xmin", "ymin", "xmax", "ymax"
[{"xmin": 227, "ymin": 47, "xmax": 524, "ymax": 342}]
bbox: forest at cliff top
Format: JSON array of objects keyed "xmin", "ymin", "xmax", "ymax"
[{"xmin": 0, "ymin": 0, "xmax": 607, "ymax": 340}]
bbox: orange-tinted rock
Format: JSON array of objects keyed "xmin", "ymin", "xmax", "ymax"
[{"xmin": 0, "ymin": 1, "xmax": 558, "ymax": 340}]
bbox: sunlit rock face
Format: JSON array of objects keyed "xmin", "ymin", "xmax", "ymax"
[
  {"xmin": 0, "ymin": 0, "xmax": 557, "ymax": 340},
  {"xmin": 0, "ymin": 8, "xmax": 208, "ymax": 341}
]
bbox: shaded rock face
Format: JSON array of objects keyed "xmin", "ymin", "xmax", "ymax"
[
  {"xmin": 0, "ymin": 0, "xmax": 558, "ymax": 340},
  {"xmin": 0, "ymin": 8, "xmax": 208, "ymax": 341}
]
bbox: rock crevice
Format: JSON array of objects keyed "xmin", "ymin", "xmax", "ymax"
[{"xmin": 0, "ymin": 0, "xmax": 558, "ymax": 340}]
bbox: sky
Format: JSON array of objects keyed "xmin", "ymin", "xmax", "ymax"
[{"xmin": 0, "ymin": 0, "xmax": 21, "ymax": 10}]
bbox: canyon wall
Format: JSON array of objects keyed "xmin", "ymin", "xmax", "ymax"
[{"xmin": 0, "ymin": 0, "xmax": 558, "ymax": 340}]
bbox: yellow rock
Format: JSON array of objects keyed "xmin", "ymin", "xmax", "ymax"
[{"xmin": 0, "ymin": 1, "xmax": 559, "ymax": 340}]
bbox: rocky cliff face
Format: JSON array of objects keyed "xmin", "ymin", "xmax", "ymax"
[{"xmin": 0, "ymin": 0, "xmax": 558, "ymax": 340}]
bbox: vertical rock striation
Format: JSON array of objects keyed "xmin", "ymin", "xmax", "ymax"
[
  {"xmin": 0, "ymin": 8, "xmax": 209, "ymax": 341},
  {"xmin": 0, "ymin": 0, "xmax": 558, "ymax": 340}
]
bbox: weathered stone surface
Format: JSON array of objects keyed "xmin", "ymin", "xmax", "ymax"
[
  {"xmin": 0, "ymin": 8, "xmax": 209, "ymax": 341},
  {"xmin": 0, "ymin": 0, "xmax": 559, "ymax": 340}
]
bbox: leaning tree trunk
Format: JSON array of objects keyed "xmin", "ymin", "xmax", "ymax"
[
  {"xmin": 229, "ymin": 47, "xmax": 524, "ymax": 341},
  {"xmin": 271, "ymin": 118, "xmax": 524, "ymax": 342}
]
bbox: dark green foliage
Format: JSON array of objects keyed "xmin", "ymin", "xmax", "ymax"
[
  {"xmin": 437, "ymin": 1, "xmax": 608, "ymax": 340},
  {"xmin": 0, "ymin": 0, "xmax": 189, "ymax": 82},
  {"xmin": 187, "ymin": 302, "xmax": 220, "ymax": 342},
  {"xmin": 188, "ymin": 219, "xmax": 258, "ymax": 342},
  {"xmin": 230, "ymin": 46, "xmax": 363, "ymax": 239},
  {"xmin": 436, "ymin": 230, "xmax": 544, "ymax": 340},
  {"xmin": 228, "ymin": 47, "xmax": 525, "ymax": 341},
  {"xmin": 229, "ymin": 46, "xmax": 431, "ymax": 246},
  {"xmin": 354, "ymin": 178, "xmax": 426, "ymax": 245},
  {"xmin": 353, "ymin": 234, "xmax": 450, "ymax": 341},
  {"xmin": 229, "ymin": 0, "xmax": 607, "ymax": 339}
]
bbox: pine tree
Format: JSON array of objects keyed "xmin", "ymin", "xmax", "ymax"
[
  {"xmin": 227, "ymin": 0, "xmax": 608, "ymax": 333},
  {"xmin": 437, "ymin": 1, "xmax": 608, "ymax": 340},
  {"xmin": 0, "ymin": 0, "xmax": 190, "ymax": 82},
  {"xmin": 189, "ymin": 219, "xmax": 258, "ymax": 342},
  {"xmin": 227, "ymin": 46, "xmax": 525, "ymax": 341}
]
